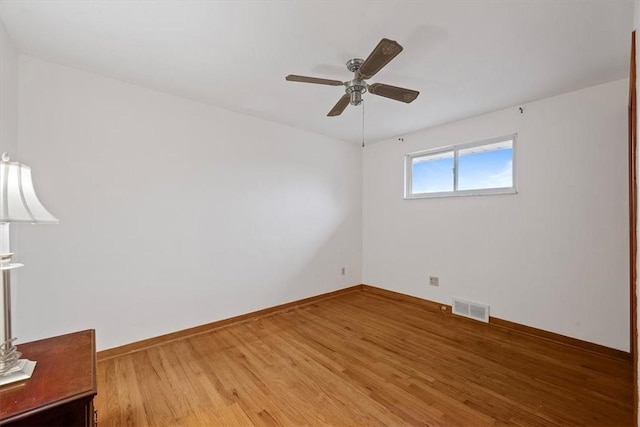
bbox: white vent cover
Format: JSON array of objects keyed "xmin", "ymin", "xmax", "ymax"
[{"xmin": 452, "ymin": 298, "xmax": 489, "ymax": 323}]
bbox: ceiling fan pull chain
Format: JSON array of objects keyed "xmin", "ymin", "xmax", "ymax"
[{"xmin": 362, "ymin": 99, "xmax": 365, "ymax": 148}]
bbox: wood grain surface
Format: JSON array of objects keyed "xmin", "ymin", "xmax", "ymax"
[
  {"xmin": 0, "ymin": 330, "xmax": 96, "ymax": 424},
  {"xmin": 98, "ymin": 286, "xmax": 363, "ymax": 362},
  {"xmin": 629, "ymin": 30, "xmax": 638, "ymax": 423},
  {"xmin": 95, "ymin": 291, "xmax": 632, "ymax": 426}
]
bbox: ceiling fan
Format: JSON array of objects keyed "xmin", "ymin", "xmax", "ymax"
[{"xmin": 286, "ymin": 38, "xmax": 420, "ymax": 117}]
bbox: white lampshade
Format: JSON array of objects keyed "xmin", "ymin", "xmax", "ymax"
[{"xmin": 0, "ymin": 153, "xmax": 58, "ymax": 224}]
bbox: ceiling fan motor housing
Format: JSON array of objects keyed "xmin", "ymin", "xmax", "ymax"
[{"xmin": 345, "ymin": 58, "xmax": 366, "ymax": 106}]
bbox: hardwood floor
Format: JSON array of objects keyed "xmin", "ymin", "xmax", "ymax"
[{"xmin": 96, "ymin": 289, "xmax": 633, "ymax": 426}]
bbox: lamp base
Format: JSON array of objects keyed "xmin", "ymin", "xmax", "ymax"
[{"xmin": 0, "ymin": 359, "xmax": 36, "ymax": 386}]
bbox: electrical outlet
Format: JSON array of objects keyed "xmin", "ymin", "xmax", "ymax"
[
  {"xmin": 429, "ymin": 276, "xmax": 439, "ymax": 286},
  {"xmin": 341, "ymin": 267, "xmax": 346, "ymax": 276}
]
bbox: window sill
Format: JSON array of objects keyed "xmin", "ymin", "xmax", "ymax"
[{"xmin": 404, "ymin": 187, "xmax": 517, "ymax": 200}]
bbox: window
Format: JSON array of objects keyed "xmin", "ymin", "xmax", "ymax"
[{"xmin": 405, "ymin": 134, "xmax": 516, "ymax": 199}]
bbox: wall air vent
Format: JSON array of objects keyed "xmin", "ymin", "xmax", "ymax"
[{"xmin": 451, "ymin": 298, "xmax": 489, "ymax": 323}]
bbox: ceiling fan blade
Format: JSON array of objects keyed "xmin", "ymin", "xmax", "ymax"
[
  {"xmin": 357, "ymin": 38, "xmax": 403, "ymax": 80},
  {"xmin": 368, "ymin": 83, "xmax": 419, "ymax": 103},
  {"xmin": 327, "ymin": 94, "xmax": 350, "ymax": 117},
  {"xmin": 286, "ymin": 75, "xmax": 344, "ymax": 86}
]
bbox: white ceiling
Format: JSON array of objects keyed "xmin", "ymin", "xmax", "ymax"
[{"xmin": 0, "ymin": 1, "xmax": 633, "ymax": 144}]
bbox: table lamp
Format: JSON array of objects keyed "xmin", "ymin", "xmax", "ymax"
[{"xmin": 0, "ymin": 152, "xmax": 58, "ymax": 386}]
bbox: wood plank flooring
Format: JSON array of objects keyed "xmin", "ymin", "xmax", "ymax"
[{"xmin": 96, "ymin": 289, "xmax": 633, "ymax": 426}]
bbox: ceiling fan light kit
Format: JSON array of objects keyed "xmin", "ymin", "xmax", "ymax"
[{"xmin": 286, "ymin": 38, "xmax": 420, "ymax": 117}]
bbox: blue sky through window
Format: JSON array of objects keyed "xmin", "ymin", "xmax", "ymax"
[
  {"xmin": 412, "ymin": 154, "xmax": 454, "ymax": 193},
  {"xmin": 458, "ymin": 148, "xmax": 513, "ymax": 191},
  {"xmin": 411, "ymin": 142, "xmax": 513, "ymax": 194}
]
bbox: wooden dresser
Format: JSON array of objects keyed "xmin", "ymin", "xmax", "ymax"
[{"xmin": 0, "ymin": 330, "xmax": 97, "ymax": 426}]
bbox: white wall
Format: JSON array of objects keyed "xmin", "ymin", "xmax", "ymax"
[
  {"xmin": 363, "ymin": 79, "xmax": 629, "ymax": 351},
  {"xmin": 0, "ymin": 21, "xmax": 17, "ymax": 158},
  {"xmin": 16, "ymin": 56, "xmax": 363, "ymax": 351},
  {"xmin": 0, "ymin": 20, "xmax": 20, "ymax": 330}
]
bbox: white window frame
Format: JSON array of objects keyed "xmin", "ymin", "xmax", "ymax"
[{"xmin": 404, "ymin": 133, "xmax": 517, "ymax": 199}]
